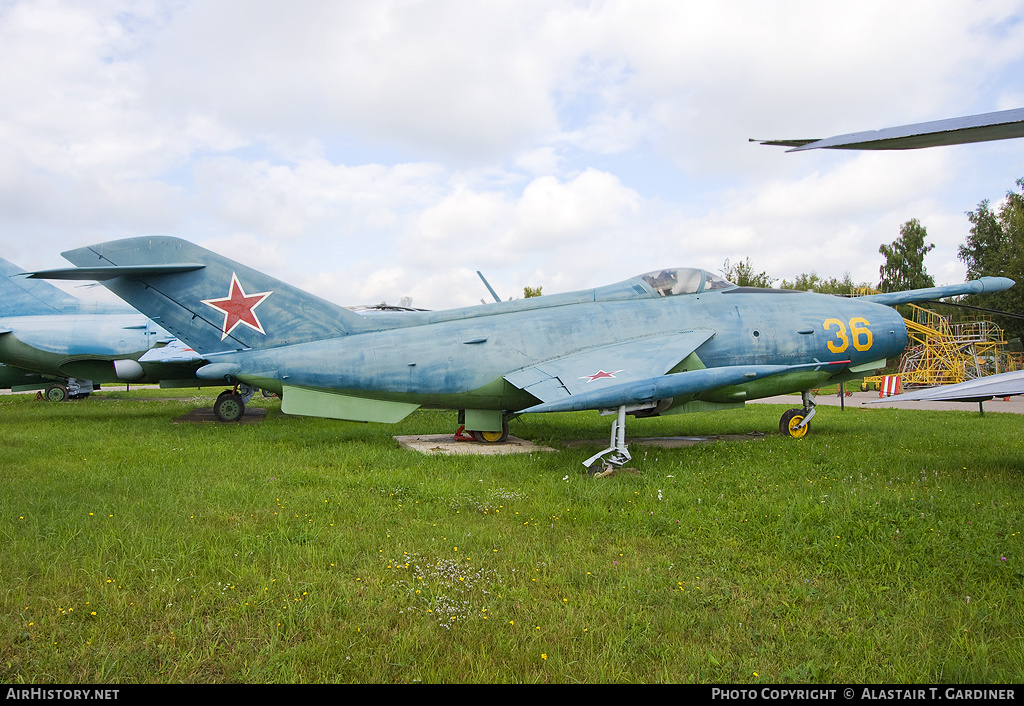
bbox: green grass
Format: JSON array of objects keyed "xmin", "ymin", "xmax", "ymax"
[{"xmin": 1, "ymin": 388, "xmax": 1022, "ymax": 683}]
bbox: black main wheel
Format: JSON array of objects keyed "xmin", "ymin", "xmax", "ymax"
[
  {"xmin": 44, "ymin": 383, "xmax": 69, "ymax": 402},
  {"xmin": 214, "ymin": 391, "xmax": 245, "ymax": 422},
  {"xmin": 779, "ymin": 408, "xmax": 809, "ymax": 438}
]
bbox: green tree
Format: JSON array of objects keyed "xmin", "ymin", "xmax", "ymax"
[
  {"xmin": 878, "ymin": 218, "xmax": 935, "ymax": 292},
  {"xmin": 721, "ymin": 258, "xmax": 773, "ymax": 288},
  {"xmin": 778, "ymin": 271, "xmax": 868, "ymax": 295},
  {"xmin": 959, "ymin": 199, "xmax": 1005, "ymax": 279},
  {"xmin": 523, "ymin": 285, "xmax": 542, "ymax": 298},
  {"xmin": 957, "ymin": 177, "xmax": 1024, "ymax": 341}
]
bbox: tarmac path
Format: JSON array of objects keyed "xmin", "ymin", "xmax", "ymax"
[{"xmin": 751, "ymin": 390, "xmax": 1024, "ymax": 414}]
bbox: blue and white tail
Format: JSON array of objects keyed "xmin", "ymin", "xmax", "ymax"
[
  {"xmin": 41, "ymin": 236, "xmax": 368, "ymax": 354},
  {"xmin": 0, "ymin": 256, "xmax": 78, "ymax": 317}
]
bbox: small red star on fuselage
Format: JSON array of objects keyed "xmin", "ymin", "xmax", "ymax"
[
  {"xmin": 579, "ymin": 369, "xmax": 624, "ymax": 383},
  {"xmin": 201, "ymin": 272, "xmax": 273, "ymax": 341}
]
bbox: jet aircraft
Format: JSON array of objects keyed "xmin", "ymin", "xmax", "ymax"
[
  {"xmin": 752, "ymin": 107, "xmax": 1024, "ymax": 151},
  {"xmin": 29, "ymin": 236, "xmax": 1014, "ymax": 470},
  {"xmin": 0, "ymin": 363, "xmax": 53, "ymax": 393},
  {"xmin": 0, "ymin": 256, "xmax": 209, "ymax": 399}
]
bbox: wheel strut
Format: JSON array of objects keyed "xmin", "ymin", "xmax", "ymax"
[{"xmin": 583, "ymin": 405, "xmax": 632, "ymax": 473}]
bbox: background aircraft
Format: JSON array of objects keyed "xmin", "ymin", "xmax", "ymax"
[
  {"xmin": 0, "ymin": 256, "xmax": 208, "ymax": 400},
  {"xmin": 0, "ymin": 361, "xmax": 58, "ymax": 396},
  {"xmin": 752, "ymin": 107, "xmax": 1024, "ymax": 151},
  {"xmin": 758, "ymin": 107, "xmax": 1024, "ymax": 406},
  {"xmin": 30, "ymin": 236, "xmax": 1013, "ymax": 470},
  {"xmin": 871, "ymin": 371, "xmax": 1024, "ymax": 413}
]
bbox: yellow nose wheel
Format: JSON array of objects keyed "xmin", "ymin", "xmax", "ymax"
[
  {"xmin": 779, "ymin": 409, "xmax": 809, "ymax": 438},
  {"xmin": 779, "ymin": 391, "xmax": 816, "ymax": 438}
]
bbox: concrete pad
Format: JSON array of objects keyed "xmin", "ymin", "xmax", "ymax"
[
  {"xmin": 174, "ymin": 407, "xmax": 268, "ymax": 424},
  {"xmin": 394, "ymin": 434, "xmax": 556, "ymax": 455}
]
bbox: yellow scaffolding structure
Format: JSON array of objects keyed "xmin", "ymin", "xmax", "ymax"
[{"xmin": 864, "ymin": 304, "xmax": 1016, "ymax": 390}]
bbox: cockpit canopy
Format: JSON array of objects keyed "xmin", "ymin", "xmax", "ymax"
[{"xmin": 640, "ymin": 268, "xmax": 736, "ymax": 296}]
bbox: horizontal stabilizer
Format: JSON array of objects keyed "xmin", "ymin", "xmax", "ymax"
[
  {"xmin": 858, "ymin": 277, "xmax": 1014, "ymax": 307},
  {"xmin": 25, "ymin": 263, "xmax": 206, "ymax": 280}
]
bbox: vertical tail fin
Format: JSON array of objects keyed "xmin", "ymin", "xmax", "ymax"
[
  {"xmin": 0, "ymin": 256, "xmax": 78, "ymax": 317},
  {"xmin": 54, "ymin": 236, "xmax": 366, "ymax": 354}
]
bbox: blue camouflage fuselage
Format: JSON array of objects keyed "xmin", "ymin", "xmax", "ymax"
[
  {"xmin": 45, "ymin": 236, "xmax": 1010, "ymax": 428},
  {"xmin": 219, "ymin": 285, "xmax": 907, "ymax": 409}
]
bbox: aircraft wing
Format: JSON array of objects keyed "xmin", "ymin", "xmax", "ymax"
[
  {"xmin": 515, "ymin": 361, "xmax": 850, "ymax": 414},
  {"xmin": 505, "ymin": 328, "xmax": 851, "ymax": 413},
  {"xmin": 752, "ymin": 107, "xmax": 1024, "ymax": 152},
  {"xmin": 871, "ymin": 370, "xmax": 1024, "ymax": 404},
  {"xmin": 504, "ymin": 329, "xmax": 716, "ymax": 405}
]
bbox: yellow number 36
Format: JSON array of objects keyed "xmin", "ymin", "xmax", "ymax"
[{"xmin": 823, "ymin": 317, "xmax": 873, "ymax": 353}]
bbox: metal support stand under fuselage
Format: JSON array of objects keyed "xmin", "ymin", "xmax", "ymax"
[{"xmin": 583, "ymin": 405, "xmax": 632, "ymax": 472}]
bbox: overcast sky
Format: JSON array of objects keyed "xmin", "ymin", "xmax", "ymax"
[{"xmin": 2, "ymin": 0, "xmax": 1023, "ymax": 309}]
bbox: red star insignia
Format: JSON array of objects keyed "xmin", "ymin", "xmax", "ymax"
[
  {"xmin": 201, "ymin": 272, "xmax": 273, "ymax": 341},
  {"xmin": 579, "ymin": 369, "xmax": 624, "ymax": 383}
]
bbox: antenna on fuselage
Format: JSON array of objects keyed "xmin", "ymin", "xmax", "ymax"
[{"xmin": 477, "ymin": 271, "xmax": 502, "ymax": 303}]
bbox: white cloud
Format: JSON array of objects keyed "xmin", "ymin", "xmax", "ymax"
[
  {"xmin": 406, "ymin": 168, "xmax": 640, "ymax": 275},
  {"xmin": 191, "ymin": 156, "xmax": 446, "ymax": 241},
  {"xmin": 143, "ymin": 0, "xmax": 573, "ymax": 162},
  {"xmin": 0, "ymin": 0, "xmax": 1022, "ymax": 310}
]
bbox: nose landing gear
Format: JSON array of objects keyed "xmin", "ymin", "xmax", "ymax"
[{"xmin": 780, "ymin": 391, "xmax": 816, "ymax": 438}]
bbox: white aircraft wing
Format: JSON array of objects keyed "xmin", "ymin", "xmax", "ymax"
[
  {"xmin": 871, "ymin": 370, "xmax": 1024, "ymax": 404},
  {"xmin": 753, "ymin": 107, "xmax": 1024, "ymax": 151}
]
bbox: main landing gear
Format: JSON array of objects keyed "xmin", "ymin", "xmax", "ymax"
[
  {"xmin": 42, "ymin": 378, "xmax": 95, "ymax": 402},
  {"xmin": 453, "ymin": 419, "xmax": 511, "ymax": 443},
  {"xmin": 214, "ymin": 383, "xmax": 257, "ymax": 422},
  {"xmin": 779, "ymin": 390, "xmax": 817, "ymax": 438},
  {"xmin": 43, "ymin": 383, "xmax": 70, "ymax": 402}
]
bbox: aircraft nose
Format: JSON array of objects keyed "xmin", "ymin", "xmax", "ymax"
[{"xmin": 880, "ymin": 306, "xmax": 908, "ymax": 358}]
